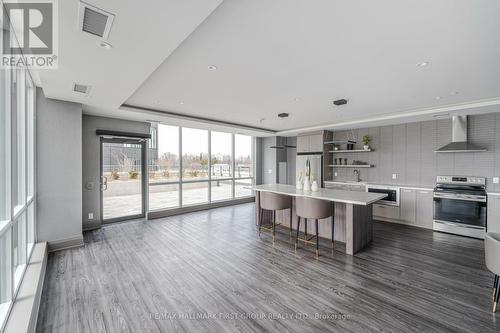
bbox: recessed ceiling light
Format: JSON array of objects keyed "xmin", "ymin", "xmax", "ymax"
[
  {"xmin": 208, "ymin": 65, "xmax": 217, "ymax": 71},
  {"xmin": 278, "ymin": 113, "xmax": 289, "ymax": 118},
  {"xmin": 294, "ymin": 97, "xmax": 300, "ymax": 102},
  {"xmin": 179, "ymin": 101, "xmax": 185, "ymax": 105},
  {"xmin": 416, "ymin": 61, "xmax": 429, "ymax": 67},
  {"xmin": 435, "ymin": 96, "xmax": 442, "ymax": 100},
  {"xmin": 258, "ymin": 118, "xmax": 265, "ymax": 123},
  {"xmin": 98, "ymin": 41, "xmax": 112, "ymax": 49}
]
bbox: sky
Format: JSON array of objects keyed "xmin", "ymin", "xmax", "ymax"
[{"xmin": 157, "ymin": 124, "xmax": 252, "ymax": 157}]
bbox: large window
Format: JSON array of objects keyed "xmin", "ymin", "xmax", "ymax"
[
  {"xmin": 234, "ymin": 134, "xmax": 253, "ymax": 197},
  {"xmin": 182, "ymin": 128, "xmax": 209, "ymax": 206},
  {"xmin": 148, "ymin": 124, "xmax": 180, "ymax": 211},
  {"xmin": 210, "ymin": 131, "xmax": 233, "ymax": 202},
  {"xmin": 0, "ymin": 42, "xmax": 37, "ymax": 330},
  {"xmin": 148, "ymin": 126, "xmax": 254, "ymax": 212}
]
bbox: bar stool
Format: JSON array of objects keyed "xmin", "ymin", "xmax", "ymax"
[
  {"xmin": 295, "ymin": 196, "xmax": 334, "ymax": 258},
  {"xmin": 258, "ymin": 192, "xmax": 293, "ymax": 243},
  {"xmin": 485, "ymin": 232, "xmax": 500, "ymax": 312}
]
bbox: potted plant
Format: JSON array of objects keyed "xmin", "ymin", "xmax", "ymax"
[{"xmin": 362, "ymin": 135, "xmax": 371, "ymax": 150}]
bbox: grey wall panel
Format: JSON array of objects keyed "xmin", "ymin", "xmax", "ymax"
[
  {"xmin": 494, "ymin": 114, "xmax": 500, "ymax": 192},
  {"xmin": 392, "ymin": 124, "xmax": 406, "ymax": 184},
  {"xmin": 380, "ymin": 126, "xmax": 394, "ymax": 183},
  {"xmin": 405, "ymin": 122, "xmax": 421, "ymax": 185},
  {"xmin": 330, "ymin": 111, "xmax": 500, "ymax": 190},
  {"xmin": 36, "ymin": 88, "xmax": 83, "ymax": 245},
  {"xmin": 286, "ymin": 136, "xmax": 297, "ymax": 185},
  {"xmin": 262, "ymin": 137, "xmax": 277, "ymax": 184},
  {"xmin": 419, "ymin": 120, "xmax": 436, "ymax": 186}
]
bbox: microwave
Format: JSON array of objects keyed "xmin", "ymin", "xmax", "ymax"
[{"xmin": 366, "ymin": 185, "xmax": 400, "ymax": 207}]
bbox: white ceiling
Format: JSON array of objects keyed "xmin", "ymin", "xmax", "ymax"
[
  {"xmin": 37, "ymin": 0, "xmax": 500, "ymax": 136},
  {"xmin": 36, "ymin": 0, "xmax": 222, "ymax": 109}
]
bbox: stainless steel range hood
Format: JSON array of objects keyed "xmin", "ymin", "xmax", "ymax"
[{"xmin": 435, "ymin": 116, "xmax": 486, "ymax": 153}]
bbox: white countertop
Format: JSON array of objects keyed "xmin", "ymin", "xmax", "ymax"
[{"xmin": 251, "ymin": 184, "xmax": 387, "ymax": 206}]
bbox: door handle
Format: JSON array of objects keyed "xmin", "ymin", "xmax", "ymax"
[{"xmin": 101, "ymin": 176, "xmax": 108, "ymax": 191}]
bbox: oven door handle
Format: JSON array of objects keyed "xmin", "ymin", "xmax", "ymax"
[
  {"xmin": 434, "ymin": 220, "xmax": 486, "ymax": 230},
  {"xmin": 433, "ymin": 193, "xmax": 486, "ymax": 202}
]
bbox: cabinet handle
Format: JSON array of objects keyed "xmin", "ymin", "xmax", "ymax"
[
  {"xmin": 419, "ymin": 191, "xmax": 429, "ymax": 194},
  {"xmin": 403, "ymin": 189, "xmax": 412, "ymax": 193}
]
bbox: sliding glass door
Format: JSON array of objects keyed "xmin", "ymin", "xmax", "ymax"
[{"xmin": 101, "ymin": 138, "xmax": 146, "ymax": 222}]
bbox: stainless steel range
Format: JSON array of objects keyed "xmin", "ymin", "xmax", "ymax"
[{"xmin": 433, "ymin": 176, "xmax": 487, "ymax": 239}]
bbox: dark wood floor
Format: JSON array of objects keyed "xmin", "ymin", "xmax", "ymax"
[{"xmin": 37, "ymin": 203, "xmax": 499, "ymax": 333}]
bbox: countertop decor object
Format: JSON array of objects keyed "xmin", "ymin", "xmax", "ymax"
[{"xmin": 311, "ymin": 180, "xmax": 319, "ymax": 192}]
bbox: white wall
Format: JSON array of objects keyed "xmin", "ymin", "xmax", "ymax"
[{"xmin": 36, "ymin": 88, "xmax": 83, "ymax": 250}]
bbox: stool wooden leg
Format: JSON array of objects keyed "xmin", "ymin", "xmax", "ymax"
[
  {"xmin": 495, "ymin": 275, "xmax": 500, "ymax": 313},
  {"xmin": 295, "ymin": 217, "xmax": 301, "ymax": 251},
  {"xmin": 304, "ymin": 219, "xmax": 308, "ymax": 240},
  {"xmin": 315, "ymin": 219, "xmax": 319, "ymax": 258},
  {"xmin": 494, "ymin": 275, "xmax": 499, "ymax": 301},
  {"xmin": 331, "ymin": 219, "xmax": 335, "ymax": 254},
  {"xmin": 272, "ymin": 210, "xmax": 276, "ymax": 244},
  {"xmin": 258, "ymin": 208, "xmax": 263, "ymax": 237}
]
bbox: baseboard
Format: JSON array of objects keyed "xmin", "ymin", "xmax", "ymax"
[
  {"xmin": 148, "ymin": 197, "xmax": 255, "ymax": 219},
  {"xmin": 83, "ymin": 220, "xmax": 101, "ymax": 232},
  {"xmin": 374, "ymin": 216, "xmax": 432, "ymax": 230},
  {"xmin": 4, "ymin": 242, "xmax": 48, "ymax": 333},
  {"xmin": 47, "ymin": 234, "xmax": 84, "ymax": 252}
]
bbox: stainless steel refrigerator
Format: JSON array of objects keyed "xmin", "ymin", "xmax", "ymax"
[{"xmin": 296, "ymin": 153, "xmax": 323, "ymax": 187}]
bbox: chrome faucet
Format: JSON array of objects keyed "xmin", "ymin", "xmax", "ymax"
[{"xmin": 353, "ymin": 169, "xmax": 361, "ymax": 182}]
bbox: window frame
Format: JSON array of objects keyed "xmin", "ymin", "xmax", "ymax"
[
  {"xmin": 0, "ymin": 59, "xmax": 37, "ymax": 332},
  {"xmin": 148, "ymin": 127, "xmax": 255, "ymax": 213}
]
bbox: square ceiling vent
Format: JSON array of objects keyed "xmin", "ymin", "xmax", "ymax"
[
  {"xmin": 78, "ymin": 1, "xmax": 115, "ymax": 39},
  {"xmin": 73, "ymin": 83, "xmax": 91, "ymax": 95}
]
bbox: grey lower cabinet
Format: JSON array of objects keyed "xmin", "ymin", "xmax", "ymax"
[
  {"xmin": 373, "ymin": 204, "xmax": 400, "ymax": 220},
  {"xmin": 371, "ymin": 187, "xmax": 433, "ymax": 229},
  {"xmin": 487, "ymin": 195, "xmax": 500, "ymax": 233},
  {"xmin": 400, "ymin": 189, "xmax": 416, "ymax": 224},
  {"xmin": 415, "ymin": 190, "xmax": 433, "ymax": 229}
]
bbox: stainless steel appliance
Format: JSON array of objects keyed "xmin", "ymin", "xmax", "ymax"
[
  {"xmin": 433, "ymin": 176, "xmax": 487, "ymax": 239},
  {"xmin": 366, "ymin": 185, "xmax": 400, "ymax": 206},
  {"xmin": 296, "ymin": 153, "xmax": 323, "ymax": 186}
]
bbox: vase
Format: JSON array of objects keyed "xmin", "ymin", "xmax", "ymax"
[
  {"xmin": 364, "ymin": 145, "xmax": 370, "ymax": 150},
  {"xmin": 296, "ymin": 177, "xmax": 303, "ymax": 190},
  {"xmin": 303, "ymin": 176, "xmax": 311, "ymax": 191},
  {"xmin": 311, "ymin": 181, "xmax": 319, "ymax": 192}
]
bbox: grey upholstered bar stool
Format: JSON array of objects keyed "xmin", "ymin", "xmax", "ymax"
[
  {"xmin": 258, "ymin": 192, "xmax": 292, "ymax": 243},
  {"xmin": 295, "ymin": 196, "xmax": 334, "ymax": 258},
  {"xmin": 485, "ymin": 232, "xmax": 500, "ymax": 313}
]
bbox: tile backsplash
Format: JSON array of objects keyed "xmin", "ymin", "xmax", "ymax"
[{"xmin": 328, "ymin": 112, "xmax": 500, "ymax": 191}]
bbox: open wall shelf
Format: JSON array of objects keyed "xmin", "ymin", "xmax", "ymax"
[
  {"xmin": 328, "ymin": 164, "xmax": 373, "ymax": 168},
  {"xmin": 328, "ymin": 149, "xmax": 372, "ymax": 153}
]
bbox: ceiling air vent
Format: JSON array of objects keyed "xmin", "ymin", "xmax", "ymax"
[
  {"xmin": 73, "ymin": 83, "xmax": 91, "ymax": 95},
  {"xmin": 79, "ymin": 1, "xmax": 115, "ymax": 39}
]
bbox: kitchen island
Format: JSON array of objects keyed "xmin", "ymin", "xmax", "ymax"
[{"xmin": 252, "ymin": 184, "xmax": 387, "ymax": 255}]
